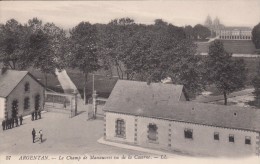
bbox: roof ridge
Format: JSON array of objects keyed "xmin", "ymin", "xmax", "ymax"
[{"xmin": 117, "ymin": 79, "xmax": 184, "ymax": 87}]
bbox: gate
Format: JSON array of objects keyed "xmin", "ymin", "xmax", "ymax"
[
  {"xmin": 44, "ymin": 91, "xmax": 77, "ymax": 118},
  {"xmin": 87, "ymin": 97, "xmax": 107, "ymax": 120}
]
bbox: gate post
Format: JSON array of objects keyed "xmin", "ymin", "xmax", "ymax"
[
  {"xmin": 93, "ymin": 90, "xmax": 98, "ymax": 119},
  {"xmin": 73, "ymin": 90, "xmax": 78, "ymax": 116}
]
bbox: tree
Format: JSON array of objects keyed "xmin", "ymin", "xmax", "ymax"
[
  {"xmin": 68, "ymin": 22, "xmax": 100, "ymax": 103},
  {"xmin": 252, "ymin": 60, "xmax": 260, "ymax": 106},
  {"xmin": 252, "ymin": 23, "xmax": 260, "ymax": 49},
  {"xmin": 99, "ymin": 18, "xmax": 205, "ymax": 97},
  {"xmin": 206, "ymin": 40, "xmax": 247, "ymax": 105},
  {"xmin": 25, "ymin": 18, "xmax": 67, "ymax": 88},
  {"xmin": 0, "ymin": 19, "xmax": 27, "ymax": 70},
  {"xmin": 98, "ymin": 18, "xmax": 137, "ymax": 79},
  {"xmin": 184, "ymin": 25, "xmax": 194, "ymax": 39},
  {"xmin": 123, "ymin": 20, "xmax": 205, "ymax": 97},
  {"xmin": 193, "ymin": 24, "xmax": 211, "ymax": 40}
]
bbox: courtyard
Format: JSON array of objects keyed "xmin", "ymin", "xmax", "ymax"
[{"xmin": 0, "ymin": 111, "xmax": 151, "ymax": 155}]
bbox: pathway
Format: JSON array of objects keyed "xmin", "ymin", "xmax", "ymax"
[
  {"xmin": 55, "ymin": 69, "xmax": 86, "ymax": 112},
  {"xmin": 194, "ymin": 88, "xmax": 255, "ymax": 107},
  {"xmin": 197, "ymin": 52, "xmax": 260, "ymax": 58}
]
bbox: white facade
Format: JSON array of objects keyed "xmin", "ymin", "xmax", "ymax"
[
  {"xmin": 0, "ymin": 97, "xmax": 6, "ymax": 119},
  {"xmin": 218, "ymin": 29, "xmax": 252, "ymax": 40},
  {"xmin": 105, "ymin": 112, "xmax": 260, "ymax": 157},
  {"xmin": 0, "ymin": 74, "xmax": 45, "ymax": 119}
]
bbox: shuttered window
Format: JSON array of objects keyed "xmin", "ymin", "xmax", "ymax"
[
  {"xmin": 147, "ymin": 124, "xmax": 158, "ymax": 141},
  {"xmin": 115, "ymin": 119, "xmax": 125, "ymax": 137}
]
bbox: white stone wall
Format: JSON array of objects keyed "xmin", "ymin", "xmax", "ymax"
[
  {"xmin": 170, "ymin": 121, "xmax": 259, "ymax": 157},
  {"xmin": 105, "ymin": 112, "xmax": 260, "ymax": 157},
  {"xmin": 0, "ymin": 97, "xmax": 6, "ymax": 119},
  {"xmin": 6, "ymin": 74, "xmax": 45, "ymax": 118},
  {"xmin": 136, "ymin": 116, "xmax": 169, "ymax": 149},
  {"xmin": 105, "ymin": 112, "xmax": 135, "ymax": 144}
]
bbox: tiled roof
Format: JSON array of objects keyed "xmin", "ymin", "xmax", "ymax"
[
  {"xmin": 104, "ymin": 80, "xmax": 260, "ymax": 132},
  {"xmin": 0, "ymin": 69, "xmax": 29, "ymax": 97},
  {"xmin": 104, "ymin": 80, "xmax": 185, "ymax": 109}
]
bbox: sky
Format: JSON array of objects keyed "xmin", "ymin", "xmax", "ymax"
[{"xmin": 0, "ymin": 0, "xmax": 260, "ymax": 30}]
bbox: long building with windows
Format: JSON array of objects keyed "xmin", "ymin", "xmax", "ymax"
[
  {"xmin": 103, "ymin": 80, "xmax": 260, "ymax": 157},
  {"xmin": 216, "ymin": 27, "xmax": 252, "ymax": 40}
]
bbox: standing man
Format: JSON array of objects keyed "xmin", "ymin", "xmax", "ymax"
[
  {"xmin": 6, "ymin": 119, "xmax": 9, "ymax": 129},
  {"xmin": 11, "ymin": 118, "xmax": 14, "ymax": 128},
  {"xmin": 2, "ymin": 120, "xmax": 5, "ymax": 131},
  {"xmin": 39, "ymin": 130, "xmax": 43, "ymax": 143},
  {"xmin": 32, "ymin": 128, "xmax": 36, "ymax": 143},
  {"xmin": 31, "ymin": 112, "xmax": 34, "ymax": 121},
  {"xmin": 15, "ymin": 117, "xmax": 18, "ymax": 127},
  {"xmin": 38, "ymin": 111, "xmax": 41, "ymax": 119},
  {"xmin": 19, "ymin": 115, "xmax": 23, "ymax": 125},
  {"xmin": 35, "ymin": 111, "xmax": 38, "ymax": 120}
]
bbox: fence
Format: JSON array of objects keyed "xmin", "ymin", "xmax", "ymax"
[{"xmin": 44, "ymin": 91, "xmax": 77, "ymax": 118}]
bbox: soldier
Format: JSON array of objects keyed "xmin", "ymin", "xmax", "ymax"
[
  {"xmin": 35, "ymin": 111, "xmax": 38, "ymax": 120},
  {"xmin": 2, "ymin": 120, "xmax": 5, "ymax": 131},
  {"xmin": 31, "ymin": 112, "xmax": 34, "ymax": 121},
  {"xmin": 39, "ymin": 130, "xmax": 43, "ymax": 143},
  {"xmin": 8, "ymin": 119, "xmax": 11, "ymax": 129},
  {"xmin": 32, "ymin": 128, "xmax": 36, "ymax": 143},
  {"xmin": 6, "ymin": 119, "xmax": 9, "ymax": 129},
  {"xmin": 11, "ymin": 118, "xmax": 14, "ymax": 128},
  {"xmin": 15, "ymin": 117, "xmax": 19, "ymax": 127},
  {"xmin": 19, "ymin": 115, "xmax": 23, "ymax": 125},
  {"xmin": 38, "ymin": 111, "xmax": 41, "ymax": 119}
]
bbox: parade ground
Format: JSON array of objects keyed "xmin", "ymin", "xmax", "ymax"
[{"xmin": 0, "ymin": 111, "xmax": 149, "ymax": 155}]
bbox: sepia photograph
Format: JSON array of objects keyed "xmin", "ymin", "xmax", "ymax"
[{"xmin": 0, "ymin": 0, "xmax": 260, "ymax": 163}]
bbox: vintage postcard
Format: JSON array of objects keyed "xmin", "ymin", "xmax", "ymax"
[{"xmin": 0, "ymin": 0, "xmax": 260, "ymax": 164}]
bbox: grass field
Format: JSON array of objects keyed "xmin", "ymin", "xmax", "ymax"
[
  {"xmin": 27, "ymin": 67, "xmax": 63, "ymax": 93},
  {"xmin": 203, "ymin": 57, "xmax": 260, "ymax": 96},
  {"xmin": 66, "ymin": 68, "xmax": 118, "ymax": 100},
  {"xmin": 238, "ymin": 57, "xmax": 260, "ymax": 86},
  {"xmin": 196, "ymin": 40, "xmax": 258, "ymax": 54}
]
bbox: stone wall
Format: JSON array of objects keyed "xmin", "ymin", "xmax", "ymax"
[
  {"xmin": 105, "ymin": 112, "xmax": 260, "ymax": 157},
  {"xmin": 6, "ymin": 74, "xmax": 45, "ymax": 118},
  {"xmin": 0, "ymin": 97, "xmax": 6, "ymax": 119}
]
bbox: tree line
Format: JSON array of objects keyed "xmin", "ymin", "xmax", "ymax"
[{"xmin": 1, "ymin": 17, "xmax": 258, "ymax": 106}]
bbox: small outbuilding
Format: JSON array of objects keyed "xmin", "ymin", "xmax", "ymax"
[
  {"xmin": 0, "ymin": 69, "xmax": 45, "ymax": 120},
  {"xmin": 103, "ymin": 80, "xmax": 260, "ymax": 157}
]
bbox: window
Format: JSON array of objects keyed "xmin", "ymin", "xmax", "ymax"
[
  {"xmin": 24, "ymin": 82, "xmax": 30, "ymax": 92},
  {"xmin": 229, "ymin": 134, "xmax": 235, "ymax": 143},
  {"xmin": 147, "ymin": 123, "xmax": 158, "ymax": 141},
  {"xmin": 184, "ymin": 129, "xmax": 193, "ymax": 139},
  {"xmin": 115, "ymin": 119, "xmax": 125, "ymax": 137},
  {"xmin": 245, "ymin": 136, "xmax": 251, "ymax": 145},
  {"xmin": 214, "ymin": 132, "xmax": 219, "ymax": 140},
  {"xmin": 24, "ymin": 97, "xmax": 30, "ymax": 110}
]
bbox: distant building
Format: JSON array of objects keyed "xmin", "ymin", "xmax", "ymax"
[
  {"xmin": 217, "ymin": 27, "xmax": 252, "ymax": 40},
  {"xmin": 103, "ymin": 80, "xmax": 260, "ymax": 156},
  {"xmin": 0, "ymin": 69, "xmax": 45, "ymax": 120}
]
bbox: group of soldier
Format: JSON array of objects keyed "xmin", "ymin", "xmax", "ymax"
[
  {"xmin": 31, "ymin": 110, "xmax": 42, "ymax": 121},
  {"xmin": 2, "ymin": 115, "xmax": 23, "ymax": 131}
]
